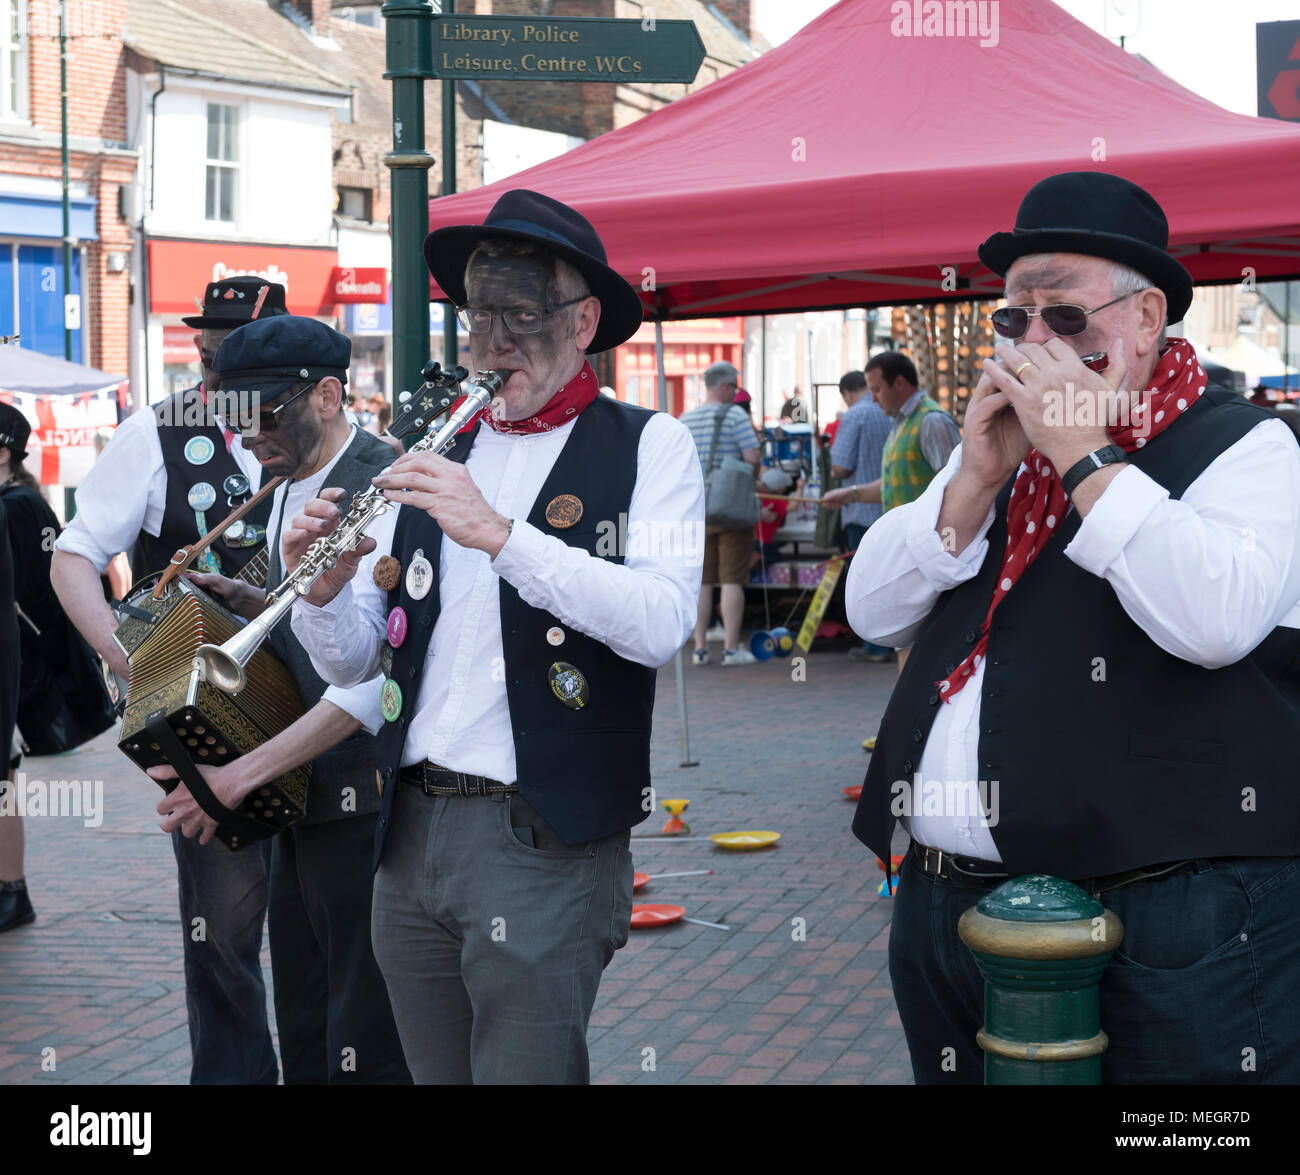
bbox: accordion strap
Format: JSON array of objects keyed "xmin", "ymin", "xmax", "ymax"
[
  {"xmin": 152, "ymin": 474, "xmax": 286, "ymax": 600},
  {"xmin": 146, "ymin": 710, "xmax": 269, "ymax": 846}
]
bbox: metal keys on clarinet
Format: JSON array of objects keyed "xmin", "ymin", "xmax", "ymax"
[{"xmin": 193, "ymin": 368, "xmax": 509, "ymax": 696}]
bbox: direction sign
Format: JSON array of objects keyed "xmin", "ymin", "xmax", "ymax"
[
  {"xmin": 430, "ymin": 14, "xmax": 706, "ymax": 84},
  {"xmin": 1257, "ymin": 19, "xmax": 1300, "ymax": 121}
]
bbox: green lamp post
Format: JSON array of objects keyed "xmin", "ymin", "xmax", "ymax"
[
  {"xmin": 382, "ymin": 0, "xmax": 436, "ymax": 399},
  {"xmin": 958, "ymin": 875, "xmax": 1124, "ymax": 1085}
]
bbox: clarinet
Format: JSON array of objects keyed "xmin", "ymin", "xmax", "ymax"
[{"xmin": 192, "ymin": 368, "xmax": 509, "ymax": 695}]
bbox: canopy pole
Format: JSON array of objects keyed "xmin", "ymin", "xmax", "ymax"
[{"xmin": 657, "ymin": 317, "xmax": 697, "ymax": 768}]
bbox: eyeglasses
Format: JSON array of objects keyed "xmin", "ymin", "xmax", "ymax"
[
  {"xmin": 219, "ymin": 381, "xmax": 315, "ymax": 435},
  {"xmin": 990, "ymin": 291, "xmax": 1141, "ymax": 340},
  {"xmin": 455, "ymin": 297, "xmax": 588, "ymax": 335}
]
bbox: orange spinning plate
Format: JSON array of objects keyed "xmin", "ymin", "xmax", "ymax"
[
  {"xmin": 633, "ymin": 871, "xmax": 650, "ymax": 891},
  {"xmin": 843, "ymin": 785, "xmax": 862, "ymax": 801},
  {"xmin": 630, "ymin": 903, "xmax": 685, "ymax": 928}
]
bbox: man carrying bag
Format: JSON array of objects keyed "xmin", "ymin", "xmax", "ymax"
[{"xmin": 680, "ymin": 362, "xmax": 760, "ymax": 666}]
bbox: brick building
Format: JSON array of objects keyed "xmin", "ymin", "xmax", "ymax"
[{"xmin": 0, "ymin": 0, "xmax": 137, "ymax": 374}]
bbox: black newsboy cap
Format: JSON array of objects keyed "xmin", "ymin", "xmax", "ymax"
[{"xmin": 213, "ymin": 316, "xmax": 351, "ymax": 404}]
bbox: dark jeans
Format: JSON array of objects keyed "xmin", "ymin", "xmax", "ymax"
[
  {"xmin": 172, "ymin": 830, "xmax": 278, "ymax": 1085},
  {"xmin": 269, "ymin": 814, "xmax": 411, "ymax": 1084},
  {"xmin": 843, "ymin": 523, "xmax": 892, "ymax": 655},
  {"xmin": 888, "ymin": 850, "xmax": 1300, "ymax": 1084}
]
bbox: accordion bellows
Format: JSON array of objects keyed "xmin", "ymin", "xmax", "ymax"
[{"xmin": 116, "ymin": 579, "xmax": 309, "ymax": 849}]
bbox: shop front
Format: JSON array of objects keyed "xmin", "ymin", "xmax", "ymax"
[{"xmin": 142, "ymin": 237, "xmax": 340, "ymax": 406}]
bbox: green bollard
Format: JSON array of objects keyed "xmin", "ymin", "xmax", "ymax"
[{"xmin": 957, "ymin": 875, "xmax": 1123, "ymax": 1085}]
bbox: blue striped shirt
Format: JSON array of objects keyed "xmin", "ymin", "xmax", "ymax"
[
  {"xmin": 830, "ymin": 397, "xmax": 891, "ymax": 527},
  {"xmin": 679, "ymin": 403, "xmax": 757, "ymax": 471}
]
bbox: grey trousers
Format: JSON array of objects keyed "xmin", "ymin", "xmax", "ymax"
[{"xmin": 370, "ymin": 784, "xmax": 633, "ymax": 1084}]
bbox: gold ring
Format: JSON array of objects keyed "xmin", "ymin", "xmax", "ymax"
[{"xmin": 1014, "ymin": 361, "xmax": 1035, "ymax": 378}]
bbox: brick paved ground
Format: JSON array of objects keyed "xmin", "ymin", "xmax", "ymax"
[{"xmin": 0, "ymin": 645, "xmax": 911, "ymax": 1085}]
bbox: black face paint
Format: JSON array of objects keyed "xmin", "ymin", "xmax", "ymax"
[
  {"xmin": 464, "ymin": 255, "xmax": 582, "ymax": 417},
  {"xmin": 244, "ymin": 395, "xmax": 323, "ymax": 479}
]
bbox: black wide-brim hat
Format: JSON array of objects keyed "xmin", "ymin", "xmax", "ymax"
[
  {"xmin": 182, "ymin": 276, "xmax": 289, "ymax": 329},
  {"xmin": 424, "ymin": 189, "xmax": 644, "ymax": 354},
  {"xmin": 978, "ymin": 172, "xmax": 1193, "ymax": 326}
]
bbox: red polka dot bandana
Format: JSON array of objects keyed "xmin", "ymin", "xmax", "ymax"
[
  {"xmin": 481, "ymin": 361, "xmax": 599, "ymax": 434},
  {"xmin": 937, "ymin": 339, "xmax": 1206, "ymax": 701}
]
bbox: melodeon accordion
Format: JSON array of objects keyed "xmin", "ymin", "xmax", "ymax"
[{"xmin": 115, "ymin": 576, "xmax": 308, "ymax": 850}]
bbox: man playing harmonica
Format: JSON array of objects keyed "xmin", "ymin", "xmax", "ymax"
[
  {"xmin": 848, "ymin": 171, "xmax": 1300, "ymax": 1084},
  {"xmin": 283, "ymin": 190, "xmax": 704, "ymax": 1084}
]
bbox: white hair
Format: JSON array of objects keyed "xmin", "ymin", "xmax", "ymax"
[
  {"xmin": 704, "ymin": 361, "xmax": 739, "ymax": 390},
  {"xmin": 1104, "ymin": 260, "xmax": 1167, "ymax": 347}
]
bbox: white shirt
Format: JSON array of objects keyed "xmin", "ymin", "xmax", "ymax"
[
  {"xmin": 846, "ymin": 418, "xmax": 1300, "ymax": 861},
  {"xmin": 291, "ymin": 410, "xmax": 705, "ymax": 783},
  {"xmin": 265, "ymin": 424, "xmax": 387, "ymax": 736},
  {"xmin": 55, "ymin": 397, "xmax": 262, "ymax": 573}
]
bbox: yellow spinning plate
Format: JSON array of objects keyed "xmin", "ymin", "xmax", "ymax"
[{"xmin": 710, "ymin": 830, "xmax": 781, "ymax": 850}]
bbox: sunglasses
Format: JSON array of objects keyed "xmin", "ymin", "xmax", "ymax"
[
  {"xmin": 990, "ymin": 291, "xmax": 1139, "ymax": 340},
  {"xmin": 219, "ymin": 381, "xmax": 315, "ymax": 435}
]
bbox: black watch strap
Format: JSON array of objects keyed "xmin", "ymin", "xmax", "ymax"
[{"xmin": 1061, "ymin": 444, "xmax": 1126, "ymax": 496}]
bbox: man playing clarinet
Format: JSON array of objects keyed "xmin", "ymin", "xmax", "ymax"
[{"xmin": 284, "ymin": 190, "xmax": 704, "ymax": 1084}]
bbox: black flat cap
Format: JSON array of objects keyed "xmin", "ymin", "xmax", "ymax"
[
  {"xmin": 213, "ymin": 316, "xmax": 350, "ymax": 404},
  {"xmin": 182, "ymin": 276, "xmax": 289, "ymax": 329}
]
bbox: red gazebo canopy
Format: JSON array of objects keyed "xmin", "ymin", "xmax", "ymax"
[{"xmin": 426, "ymin": 0, "xmax": 1300, "ymax": 320}]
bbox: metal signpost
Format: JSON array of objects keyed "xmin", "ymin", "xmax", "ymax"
[{"xmin": 382, "ymin": 2, "xmax": 705, "ymax": 390}]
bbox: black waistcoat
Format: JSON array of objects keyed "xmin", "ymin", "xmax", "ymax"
[
  {"xmin": 853, "ymin": 388, "xmax": 1300, "ymax": 879},
  {"xmin": 130, "ymin": 387, "xmax": 271, "ymax": 581},
  {"xmin": 265, "ymin": 428, "xmax": 396, "ymax": 825},
  {"xmin": 373, "ymin": 395, "xmax": 657, "ymax": 870}
]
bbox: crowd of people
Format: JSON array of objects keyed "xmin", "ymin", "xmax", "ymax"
[{"xmin": 1, "ymin": 170, "xmax": 1298, "ymax": 1086}]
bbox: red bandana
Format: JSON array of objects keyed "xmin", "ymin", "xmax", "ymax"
[
  {"xmin": 476, "ymin": 362, "xmax": 600, "ymax": 435},
  {"xmin": 938, "ymin": 339, "xmax": 1208, "ymax": 701}
]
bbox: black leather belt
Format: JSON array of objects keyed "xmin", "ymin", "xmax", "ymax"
[
  {"xmin": 908, "ymin": 840, "xmax": 1196, "ymax": 895},
  {"xmin": 400, "ymin": 762, "xmax": 518, "ymax": 798}
]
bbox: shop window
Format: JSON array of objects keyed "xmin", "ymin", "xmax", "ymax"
[
  {"xmin": 1, "ymin": 0, "xmax": 27, "ymax": 121},
  {"xmin": 205, "ymin": 104, "xmax": 239, "ymax": 224},
  {"xmin": 337, "ymin": 186, "xmax": 372, "ymax": 221}
]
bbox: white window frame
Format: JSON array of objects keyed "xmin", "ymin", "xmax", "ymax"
[
  {"xmin": 204, "ymin": 102, "xmax": 240, "ymax": 227},
  {"xmin": 1, "ymin": 0, "xmax": 29, "ymax": 123}
]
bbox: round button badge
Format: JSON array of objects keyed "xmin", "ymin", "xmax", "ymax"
[
  {"xmin": 406, "ymin": 549, "xmax": 433, "ymax": 601},
  {"xmin": 386, "ymin": 606, "xmax": 408, "ymax": 648},
  {"xmin": 187, "ymin": 482, "xmax": 217, "ymax": 511},
  {"xmin": 184, "ymin": 436, "xmax": 215, "ymax": 466},
  {"xmin": 546, "ymin": 626, "xmax": 565, "ymax": 646},
  {"xmin": 379, "ymin": 678, "xmax": 403, "ymax": 723}
]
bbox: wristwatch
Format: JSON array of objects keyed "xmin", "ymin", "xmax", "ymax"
[{"xmin": 1060, "ymin": 444, "xmax": 1126, "ymax": 497}]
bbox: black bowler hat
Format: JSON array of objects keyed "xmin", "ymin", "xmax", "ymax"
[
  {"xmin": 424, "ymin": 189, "xmax": 644, "ymax": 354},
  {"xmin": 181, "ymin": 276, "xmax": 289, "ymax": 329},
  {"xmin": 0, "ymin": 402, "xmax": 31, "ymax": 460},
  {"xmin": 979, "ymin": 172, "xmax": 1193, "ymax": 325},
  {"xmin": 213, "ymin": 316, "xmax": 350, "ymax": 404}
]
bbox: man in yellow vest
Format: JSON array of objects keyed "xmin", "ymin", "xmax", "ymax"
[{"xmin": 824, "ymin": 351, "xmax": 961, "ymax": 520}]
